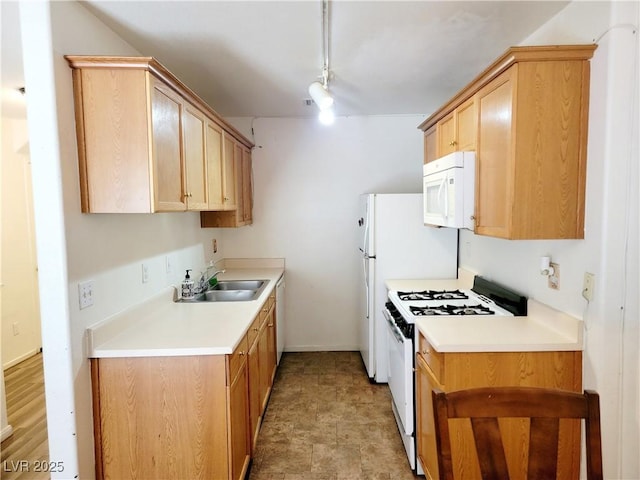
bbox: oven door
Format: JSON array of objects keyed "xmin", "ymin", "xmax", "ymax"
[{"xmin": 384, "ymin": 311, "xmax": 414, "ymax": 436}]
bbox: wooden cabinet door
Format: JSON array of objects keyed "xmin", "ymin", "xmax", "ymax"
[
  {"xmin": 206, "ymin": 120, "xmax": 225, "ymax": 210},
  {"xmin": 437, "ymin": 113, "xmax": 456, "ymax": 156},
  {"xmin": 223, "ymin": 134, "xmax": 238, "ymax": 209},
  {"xmin": 257, "ymin": 320, "xmax": 270, "ymax": 412},
  {"xmin": 151, "ymin": 81, "xmax": 186, "ymax": 211},
  {"xmin": 423, "ymin": 125, "xmax": 437, "ymax": 164},
  {"xmin": 241, "ymin": 147, "xmax": 253, "ymax": 224},
  {"xmin": 183, "ymin": 105, "xmax": 208, "ymax": 210},
  {"xmin": 75, "ymin": 68, "xmax": 153, "ymax": 213},
  {"xmin": 233, "ymin": 142, "xmax": 245, "ymax": 221},
  {"xmin": 456, "ymin": 97, "xmax": 477, "ymax": 151},
  {"xmin": 92, "ymin": 356, "xmax": 228, "ymax": 479},
  {"xmin": 475, "ymin": 68, "xmax": 515, "ymax": 238},
  {"xmin": 416, "ymin": 353, "xmax": 442, "ymax": 480},
  {"xmin": 228, "ymin": 357, "xmax": 250, "ymax": 480},
  {"xmin": 247, "ymin": 335, "xmax": 261, "ymax": 451}
]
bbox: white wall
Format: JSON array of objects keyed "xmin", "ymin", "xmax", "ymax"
[
  {"xmin": 20, "ymin": 2, "xmax": 223, "ymax": 477},
  {"xmin": 1, "ymin": 117, "xmax": 41, "ymax": 368},
  {"xmin": 458, "ymin": 2, "xmax": 639, "ymax": 478},
  {"xmin": 223, "ymin": 115, "xmax": 426, "ymax": 350}
]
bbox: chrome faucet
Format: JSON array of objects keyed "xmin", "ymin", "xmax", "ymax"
[{"xmin": 197, "ymin": 264, "xmax": 226, "ymax": 293}]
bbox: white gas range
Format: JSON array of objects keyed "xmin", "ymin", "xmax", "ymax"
[{"xmin": 383, "ymin": 275, "xmax": 528, "ymax": 473}]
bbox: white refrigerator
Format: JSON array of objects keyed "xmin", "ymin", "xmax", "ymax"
[{"xmin": 358, "ymin": 193, "xmax": 458, "ymax": 382}]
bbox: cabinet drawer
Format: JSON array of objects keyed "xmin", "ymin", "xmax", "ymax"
[
  {"xmin": 227, "ymin": 335, "xmax": 248, "ymax": 385},
  {"xmin": 418, "ymin": 333, "xmax": 445, "ymax": 384},
  {"xmin": 247, "ymin": 314, "xmax": 261, "ymax": 347},
  {"xmin": 259, "ymin": 298, "xmax": 273, "ymax": 324}
]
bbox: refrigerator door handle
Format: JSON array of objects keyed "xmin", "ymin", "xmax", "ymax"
[
  {"xmin": 359, "ymin": 247, "xmax": 376, "ymax": 259},
  {"xmin": 363, "ymin": 256, "xmax": 370, "ymax": 319}
]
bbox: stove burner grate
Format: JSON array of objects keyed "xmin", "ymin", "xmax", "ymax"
[
  {"xmin": 398, "ymin": 289, "xmax": 469, "ymax": 301},
  {"xmin": 410, "ymin": 303, "xmax": 495, "ymax": 316}
]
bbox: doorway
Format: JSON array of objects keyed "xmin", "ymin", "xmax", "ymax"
[{"xmin": 1, "ymin": 0, "xmax": 47, "ymax": 469}]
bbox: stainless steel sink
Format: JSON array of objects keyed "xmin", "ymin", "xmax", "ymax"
[
  {"xmin": 200, "ymin": 290, "xmax": 257, "ymax": 302},
  {"xmin": 213, "ymin": 280, "xmax": 265, "ymax": 291},
  {"xmin": 177, "ymin": 279, "xmax": 268, "ymax": 302}
]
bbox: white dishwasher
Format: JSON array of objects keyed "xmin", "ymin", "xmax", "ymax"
[{"xmin": 275, "ymin": 275, "xmax": 285, "ymax": 365}]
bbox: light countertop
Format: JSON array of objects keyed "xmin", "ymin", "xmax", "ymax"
[
  {"xmin": 386, "ymin": 271, "xmax": 583, "ymax": 353},
  {"xmin": 87, "ymin": 260, "xmax": 284, "ymax": 358}
]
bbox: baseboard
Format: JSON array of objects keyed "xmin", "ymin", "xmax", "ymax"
[
  {"xmin": 1, "ymin": 424, "xmax": 13, "ymax": 442},
  {"xmin": 2, "ymin": 349, "xmax": 40, "ymax": 371},
  {"xmin": 283, "ymin": 345, "xmax": 359, "ymax": 352}
]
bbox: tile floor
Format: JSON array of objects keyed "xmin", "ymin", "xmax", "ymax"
[{"xmin": 248, "ymin": 351, "xmax": 421, "ymax": 479}]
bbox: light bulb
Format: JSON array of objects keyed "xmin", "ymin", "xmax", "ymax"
[{"xmin": 318, "ymin": 107, "xmax": 335, "ymax": 125}]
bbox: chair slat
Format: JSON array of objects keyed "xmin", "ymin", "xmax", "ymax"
[
  {"xmin": 528, "ymin": 417, "xmax": 560, "ymax": 479},
  {"xmin": 470, "ymin": 417, "xmax": 510, "ymax": 479}
]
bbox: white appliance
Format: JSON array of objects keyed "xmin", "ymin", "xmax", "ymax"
[
  {"xmin": 384, "ymin": 277, "xmax": 527, "ymax": 472},
  {"xmin": 423, "ymin": 151, "xmax": 475, "ymax": 229},
  {"xmin": 275, "ymin": 275, "xmax": 285, "ymax": 365},
  {"xmin": 357, "ymin": 193, "xmax": 458, "ymax": 383}
]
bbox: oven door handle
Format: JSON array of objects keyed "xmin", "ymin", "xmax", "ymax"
[{"xmin": 384, "ymin": 310, "xmax": 405, "ymax": 344}]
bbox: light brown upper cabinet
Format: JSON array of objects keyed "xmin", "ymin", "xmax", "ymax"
[
  {"xmin": 419, "ymin": 45, "xmax": 596, "ymax": 239},
  {"xmin": 200, "ymin": 143, "xmax": 253, "ymax": 228},
  {"xmin": 65, "ymin": 56, "xmax": 253, "ymax": 215},
  {"xmin": 423, "ymin": 124, "xmax": 437, "ymax": 164},
  {"xmin": 241, "ymin": 146, "xmax": 253, "ymax": 225},
  {"xmin": 206, "ymin": 120, "xmax": 237, "ymax": 211},
  {"xmin": 181, "ymin": 102, "xmax": 208, "ymax": 210},
  {"xmin": 150, "ymin": 80, "xmax": 207, "ymax": 211},
  {"xmin": 436, "ymin": 97, "xmax": 477, "ymax": 158}
]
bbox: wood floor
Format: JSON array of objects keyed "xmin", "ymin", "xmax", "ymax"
[{"xmin": 1, "ymin": 353, "xmax": 49, "ymax": 480}]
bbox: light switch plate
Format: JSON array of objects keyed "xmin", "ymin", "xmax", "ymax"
[
  {"xmin": 79, "ymin": 281, "xmax": 94, "ymax": 309},
  {"xmin": 142, "ymin": 263, "xmax": 150, "ymax": 283},
  {"xmin": 583, "ymin": 272, "xmax": 595, "ymax": 301}
]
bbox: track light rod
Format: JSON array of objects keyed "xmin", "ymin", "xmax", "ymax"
[{"xmin": 321, "ymin": 0, "xmax": 330, "ymax": 88}]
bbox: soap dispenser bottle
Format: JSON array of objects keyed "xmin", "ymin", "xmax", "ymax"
[{"xmin": 181, "ymin": 269, "xmax": 195, "ymax": 299}]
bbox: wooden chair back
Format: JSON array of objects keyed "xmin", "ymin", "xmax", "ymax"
[{"xmin": 432, "ymin": 386, "xmax": 603, "ymax": 480}]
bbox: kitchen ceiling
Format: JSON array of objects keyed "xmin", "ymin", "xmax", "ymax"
[{"xmin": 2, "ymin": 1, "xmax": 570, "ymax": 119}]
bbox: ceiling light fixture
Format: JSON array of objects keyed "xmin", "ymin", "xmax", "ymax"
[{"xmin": 308, "ymin": 0, "xmax": 334, "ymax": 125}]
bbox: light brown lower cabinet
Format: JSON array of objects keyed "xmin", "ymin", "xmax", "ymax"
[
  {"xmin": 415, "ymin": 332, "xmax": 582, "ymax": 480},
  {"xmin": 228, "ymin": 352, "xmax": 250, "ymax": 480},
  {"xmin": 90, "ymin": 295, "xmax": 277, "ymax": 480},
  {"xmin": 248, "ymin": 293, "xmax": 277, "ymax": 452}
]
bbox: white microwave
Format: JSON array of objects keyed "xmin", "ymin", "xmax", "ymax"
[{"xmin": 423, "ymin": 151, "xmax": 475, "ymax": 229}]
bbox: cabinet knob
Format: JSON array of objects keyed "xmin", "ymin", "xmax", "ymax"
[
  {"xmin": 238, "ymin": 351, "xmax": 245, "ymax": 356},
  {"xmin": 268, "ymin": 323, "xmax": 274, "ymax": 328},
  {"xmin": 253, "ymin": 327, "xmax": 259, "ymax": 332},
  {"xmin": 224, "ymin": 197, "xmax": 229, "ymax": 201},
  {"xmin": 449, "ymin": 140, "xmax": 457, "ymax": 146}
]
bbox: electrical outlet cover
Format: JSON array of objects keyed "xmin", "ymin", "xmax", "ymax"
[{"xmin": 548, "ymin": 263, "xmax": 560, "ymax": 290}]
